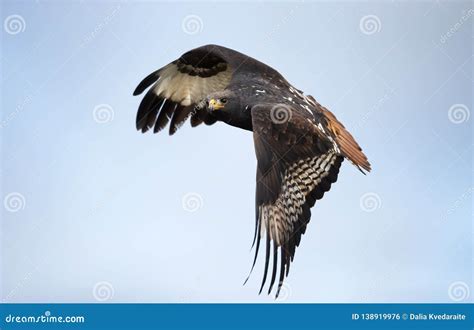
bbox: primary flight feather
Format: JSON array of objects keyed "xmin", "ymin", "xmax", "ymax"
[{"xmin": 133, "ymin": 44, "xmax": 371, "ymax": 298}]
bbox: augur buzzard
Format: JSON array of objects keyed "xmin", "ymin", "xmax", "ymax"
[{"xmin": 133, "ymin": 44, "xmax": 371, "ymax": 298}]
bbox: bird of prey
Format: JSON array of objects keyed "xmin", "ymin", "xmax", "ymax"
[{"xmin": 133, "ymin": 44, "xmax": 371, "ymax": 298}]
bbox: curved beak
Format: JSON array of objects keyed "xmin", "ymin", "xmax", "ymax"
[{"xmin": 208, "ymin": 99, "xmax": 225, "ymax": 111}]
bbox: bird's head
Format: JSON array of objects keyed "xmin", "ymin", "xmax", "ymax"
[
  {"xmin": 206, "ymin": 90, "xmax": 240, "ymax": 112},
  {"xmin": 206, "ymin": 90, "xmax": 252, "ymax": 130}
]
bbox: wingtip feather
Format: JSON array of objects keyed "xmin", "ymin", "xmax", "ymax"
[{"xmin": 258, "ymin": 232, "xmax": 271, "ymax": 294}]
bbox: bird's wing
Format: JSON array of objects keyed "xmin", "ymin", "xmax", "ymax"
[
  {"xmin": 133, "ymin": 44, "xmax": 285, "ymax": 135},
  {"xmin": 249, "ymin": 102, "xmax": 367, "ymax": 297},
  {"xmin": 133, "ymin": 45, "xmax": 232, "ymax": 134}
]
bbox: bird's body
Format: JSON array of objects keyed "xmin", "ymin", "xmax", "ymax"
[{"xmin": 133, "ymin": 44, "xmax": 371, "ymax": 297}]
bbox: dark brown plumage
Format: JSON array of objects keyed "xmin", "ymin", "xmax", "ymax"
[{"xmin": 133, "ymin": 44, "xmax": 371, "ymax": 298}]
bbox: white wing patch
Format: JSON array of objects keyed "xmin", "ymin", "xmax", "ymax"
[{"xmin": 152, "ymin": 64, "xmax": 232, "ymax": 106}]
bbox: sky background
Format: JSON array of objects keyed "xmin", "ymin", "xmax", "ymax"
[{"xmin": 1, "ymin": 0, "xmax": 472, "ymax": 303}]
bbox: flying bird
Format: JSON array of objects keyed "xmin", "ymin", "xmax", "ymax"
[{"xmin": 133, "ymin": 44, "xmax": 371, "ymax": 298}]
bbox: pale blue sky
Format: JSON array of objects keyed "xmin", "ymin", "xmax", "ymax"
[{"xmin": 1, "ymin": 0, "xmax": 472, "ymax": 302}]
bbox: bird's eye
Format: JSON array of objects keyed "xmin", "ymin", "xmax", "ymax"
[{"xmin": 220, "ymin": 98, "xmax": 227, "ymax": 104}]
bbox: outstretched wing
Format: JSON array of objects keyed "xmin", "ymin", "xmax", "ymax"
[
  {"xmin": 133, "ymin": 44, "xmax": 287, "ymax": 135},
  {"xmin": 248, "ymin": 103, "xmax": 369, "ymax": 298},
  {"xmin": 133, "ymin": 45, "xmax": 233, "ymax": 134}
]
